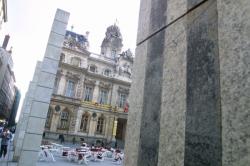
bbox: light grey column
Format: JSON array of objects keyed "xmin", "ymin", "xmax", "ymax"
[
  {"xmin": 57, "ymin": 75, "xmax": 66, "ymax": 95},
  {"xmin": 13, "ymin": 61, "xmax": 42, "ymax": 161},
  {"xmin": 92, "ymin": 81, "xmax": 100, "ymax": 102},
  {"xmin": 13, "ymin": 92, "xmax": 27, "ymax": 149},
  {"xmin": 217, "ymin": 0, "xmax": 250, "ymax": 165},
  {"xmin": 17, "ymin": 9, "xmax": 69, "ymax": 166}
]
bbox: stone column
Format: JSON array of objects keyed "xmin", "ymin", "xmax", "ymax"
[
  {"xmin": 13, "ymin": 61, "xmax": 42, "ymax": 161},
  {"xmin": 50, "ymin": 112, "xmax": 60, "ymax": 132},
  {"xmin": 217, "ymin": 0, "xmax": 250, "ymax": 165},
  {"xmin": 110, "ymin": 84, "xmax": 118, "ymax": 106},
  {"xmin": 88, "ymin": 117, "xmax": 97, "ymax": 137},
  {"xmin": 106, "ymin": 116, "xmax": 115, "ymax": 142},
  {"xmin": 74, "ymin": 109, "xmax": 82, "ymax": 133},
  {"xmin": 68, "ymin": 107, "xmax": 78, "ymax": 134},
  {"xmin": 92, "ymin": 81, "xmax": 99, "ymax": 102},
  {"xmin": 17, "ymin": 9, "xmax": 69, "ymax": 166},
  {"xmin": 125, "ymin": 0, "xmax": 246, "ymax": 166},
  {"xmin": 13, "ymin": 92, "xmax": 27, "ymax": 149},
  {"xmin": 57, "ymin": 75, "xmax": 66, "ymax": 95},
  {"xmin": 112, "ymin": 117, "xmax": 118, "ymax": 142}
]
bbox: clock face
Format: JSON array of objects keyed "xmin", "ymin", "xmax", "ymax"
[{"xmin": 55, "ymin": 105, "xmax": 61, "ymax": 112}]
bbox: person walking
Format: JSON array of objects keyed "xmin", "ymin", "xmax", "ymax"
[{"xmin": 0, "ymin": 128, "xmax": 12, "ymax": 160}]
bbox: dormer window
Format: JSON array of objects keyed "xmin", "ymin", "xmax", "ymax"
[
  {"xmin": 89, "ymin": 65, "xmax": 97, "ymax": 73},
  {"xmin": 104, "ymin": 69, "xmax": 111, "ymax": 77}
]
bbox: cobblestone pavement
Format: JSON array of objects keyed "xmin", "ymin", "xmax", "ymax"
[
  {"xmin": 0, "ymin": 142, "xmax": 123, "ymax": 166},
  {"xmin": 36, "ymin": 156, "xmax": 123, "ymax": 166}
]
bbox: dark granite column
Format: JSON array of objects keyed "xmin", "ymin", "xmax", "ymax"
[
  {"xmin": 184, "ymin": 0, "xmax": 222, "ymax": 166},
  {"xmin": 137, "ymin": 0, "xmax": 167, "ymax": 166}
]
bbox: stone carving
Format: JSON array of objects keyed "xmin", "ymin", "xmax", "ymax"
[
  {"xmin": 65, "ymin": 71, "xmax": 80, "ymax": 80},
  {"xmin": 120, "ymin": 49, "xmax": 134, "ymax": 62},
  {"xmin": 63, "ymin": 30, "xmax": 89, "ymax": 51},
  {"xmin": 118, "ymin": 86, "xmax": 129, "ymax": 94},
  {"xmin": 84, "ymin": 78, "xmax": 96, "ymax": 85},
  {"xmin": 99, "ymin": 81, "xmax": 111, "ymax": 89}
]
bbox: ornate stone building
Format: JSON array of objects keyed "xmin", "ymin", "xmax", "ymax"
[{"xmin": 44, "ymin": 24, "xmax": 133, "ymax": 147}]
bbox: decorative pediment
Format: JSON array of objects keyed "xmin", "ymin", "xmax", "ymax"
[
  {"xmin": 65, "ymin": 71, "xmax": 80, "ymax": 80},
  {"xmin": 84, "ymin": 78, "xmax": 96, "ymax": 85},
  {"xmin": 99, "ymin": 81, "xmax": 111, "ymax": 89},
  {"xmin": 118, "ymin": 86, "xmax": 129, "ymax": 94}
]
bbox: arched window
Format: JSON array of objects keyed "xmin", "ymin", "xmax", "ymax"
[
  {"xmin": 96, "ymin": 115, "xmax": 105, "ymax": 134},
  {"xmin": 89, "ymin": 65, "xmax": 97, "ymax": 73},
  {"xmin": 80, "ymin": 112, "xmax": 89, "ymax": 132},
  {"xmin": 45, "ymin": 107, "xmax": 53, "ymax": 128},
  {"xmin": 58, "ymin": 108, "xmax": 70, "ymax": 130},
  {"xmin": 103, "ymin": 69, "xmax": 111, "ymax": 77}
]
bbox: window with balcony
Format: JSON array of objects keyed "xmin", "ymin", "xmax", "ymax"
[
  {"xmin": 65, "ymin": 80, "xmax": 75, "ymax": 97},
  {"xmin": 118, "ymin": 93, "xmax": 127, "ymax": 108},
  {"xmin": 84, "ymin": 86, "xmax": 93, "ymax": 101},
  {"xmin": 80, "ymin": 113, "xmax": 89, "ymax": 132},
  {"xmin": 96, "ymin": 115, "xmax": 105, "ymax": 134},
  {"xmin": 99, "ymin": 89, "xmax": 108, "ymax": 104}
]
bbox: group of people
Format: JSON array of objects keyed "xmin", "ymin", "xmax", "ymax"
[{"xmin": 0, "ymin": 127, "xmax": 12, "ymax": 160}]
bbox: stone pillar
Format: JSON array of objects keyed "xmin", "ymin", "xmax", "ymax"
[
  {"xmin": 92, "ymin": 81, "xmax": 99, "ymax": 102},
  {"xmin": 125, "ymin": 0, "xmax": 249, "ymax": 166},
  {"xmin": 110, "ymin": 84, "xmax": 118, "ymax": 106},
  {"xmin": 217, "ymin": 0, "xmax": 250, "ymax": 165},
  {"xmin": 50, "ymin": 112, "xmax": 60, "ymax": 132},
  {"xmin": 88, "ymin": 117, "xmax": 97, "ymax": 137},
  {"xmin": 17, "ymin": 9, "xmax": 69, "ymax": 166},
  {"xmin": 112, "ymin": 117, "xmax": 118, "ymax": 142},
  {"xmin": 13, "ymin": 61, "xmax": 42, "ymax": 161},
  {"xmin": 57, "ymin": 75, "xmax": 66, "ymax": 95},
  {"xmin": 74, "ymin": 109, "xmax": 82, "ymax": 133},
  {"xmin": 106, "ymin": 116, "xmax": 115, "ymax": 142},
  {"xmin": 68, "ymin": 107, "xmax": 78, "ymax": 134}
]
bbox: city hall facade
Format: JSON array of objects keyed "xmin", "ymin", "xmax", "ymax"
[{"xmin": 44, "ymin": 24, "xmax": 133, "ymax": 147}]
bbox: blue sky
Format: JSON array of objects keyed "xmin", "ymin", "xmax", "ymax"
[{"xmin": 0, "ymin": 0, "xmax": 140, "ymax": 120}]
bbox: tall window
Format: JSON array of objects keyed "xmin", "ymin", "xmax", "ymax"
[
  {"xmin": 89, "ymin": 65, "xmax": 97, "ymax": 73},
  {"xmin": 111, "ymin": 50, "xmax": 116, "ymax": 57},
  {"xmin": 65, "ymin": 80, "xmax": 75, "ymax": 97},
  {"xmin": 84, "ymin": 86, "xmax": 93, "ymax": 101},
  {"xmin": 80, "ymin": 113, "xmax": 89, "ymax": 132},
  {"xmin": 58, "ymin": 109, "xmax": 70, "ymax": 129},
  {"xmin": 96, "ymin": 116, "xmax": 105, "ymax": 134},
  {"xmin": 118, "ymin": 93, "xmax": 127, "ymax": 108},
  {"xmin": 99, "ymin": 89, "xmax": 108, "ymax": 104},
  {"xmin": 104, "ymin": 69, "xmax": 111, "ymax": 77},
  {"xmin": 45, "ymin": 107, "xmax": 53, "ymax": 128}
]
